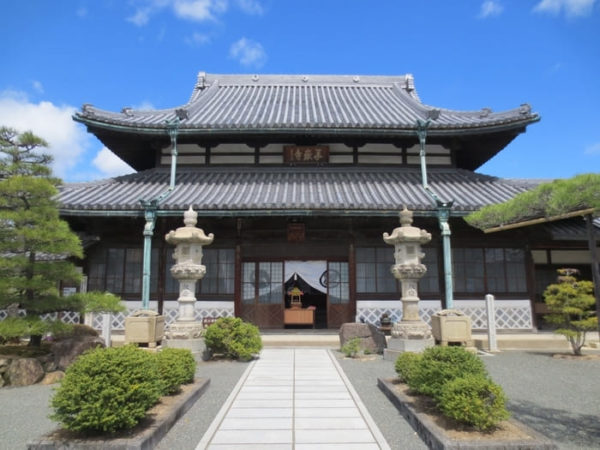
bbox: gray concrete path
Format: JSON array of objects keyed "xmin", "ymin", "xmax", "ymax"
[{"xmin": 196, "ymin": 348, "xmax": 390, "ymax": 449}]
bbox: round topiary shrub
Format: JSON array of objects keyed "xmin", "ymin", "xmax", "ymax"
[
  {"xmin": 204, "ymin": 317, "xmax": 262, "ymax": 361},
  {"xmin": 438, "ymin": 374, "xmax": 510, "ymax": 431},
  {"xmin": 156, "ymin": 348, "xmax": 196, "ymax": 395},
  {"xmin": 50, "ymin": 345, "xmax": 162, "ymax": 434},
  {"xmin": 394, "ymin": 352, "xmax": 422, "ymax": 384},
  {"xmin": 408, "ymin": 346, "xmax": 487, "ymax": 400}
]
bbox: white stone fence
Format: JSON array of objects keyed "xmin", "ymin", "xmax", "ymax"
[
  {"xmin": 0, "ymin": 301, "xmax": 235, "ymax": 334},
  {"xmin": 1, "ymin": 298, "xmax": 533, "ymax": 332},
  {"xmin": 356, "ymin": 299, "xmax": 533, "ymax": 330}
]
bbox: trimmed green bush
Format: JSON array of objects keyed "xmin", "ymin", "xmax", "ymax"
[
  {"xmin": 438, "ymin": 374, "xmax": 510, "ymax": 431},
  {"xmin": 156, "ymin": 348, "xmax": 196, "ymax": 395},
  {"xmin": 408, "ymin": 346, "xmax": 487, "ymax": 400},
  {"xmin": 50, "ymin": 345, "xmax": 162, "ymax": 434},
  {"xmin": 204, "ymin": 317, "xmax": 262, "ymax": 361},
  {"xmin": 341, "ymin": 337, "xmax": 361, "ymax": 357},
  {"xmin": 394, "ymin": 352, "xmax": 422, "ymax": 384}
]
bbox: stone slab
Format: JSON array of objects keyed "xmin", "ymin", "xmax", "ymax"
[
  {"xmin": 383, "ymin": 337, "xmax": 434, "ymax": 360},
  {"xmin": 27, "ymin": 378, "xmax": 210, "ymax": 450},
  {"xmin": 163, "ymin": 337, "xmax": 209, "ymax": 361},
  {"xmin": 377, "ymin": 377, "xmax": 558, "ymax": 450}
]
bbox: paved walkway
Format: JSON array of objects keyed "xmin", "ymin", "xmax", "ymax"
[{"xmin": 196, "ymin": 348, "xmax": 390, "ymax": 449}]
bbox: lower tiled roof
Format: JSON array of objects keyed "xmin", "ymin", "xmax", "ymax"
[{"xmin": 59, "ymin": 167, "xmax": 531, "ymax": 215}]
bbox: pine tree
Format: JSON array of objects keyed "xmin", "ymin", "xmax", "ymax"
[
  {"xmin": 0, "ymin": 127, "xmax": 83, "ymax": 345},
  {"xmin": 543, "ymin": 268, "xmax": 597, "ymax": 356}
]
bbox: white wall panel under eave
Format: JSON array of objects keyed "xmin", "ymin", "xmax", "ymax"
[
  {"xmin": 211, "ymin": 143, "xmax": 255, "ymax": 153},
  {"xmin": 161, "ymin": 155, "xmax": 205, "ymax": 165}
]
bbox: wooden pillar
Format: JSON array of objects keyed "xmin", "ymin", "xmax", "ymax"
[
  {"xmin": 524, "ymin": 244, "xmax": 538, "ymax": 329},
  {"xmin": 585, "ymin": 214, "xmax": 600, "ymax": 334},
  {"xmin": 349, "ymin": 241, "xmax": 356, "ymax": 321},
  {"xmin": 234, "ymin": 243, "xmax": 242, "ymax": 318}
]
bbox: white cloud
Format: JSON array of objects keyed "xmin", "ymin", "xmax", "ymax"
[
  {"xmin": 236, "ymin": 0, "xmax": 263, "ymax": 15},
  {"xmin": 132, "ymin": 100, "xmax": 156, "ymax": 110},
  {"xmin": 128, "ymin": 0, "xmax": 228, "ymax": 25},
  {"xmin": 533, "ymin": 0, "xmax": 596, "ymax": 17},
  {"xmin": 92, "ymin": 147, "xmax": 135, "ymax": 177},
  {"xmin": 128, "ymin": 7, "xmax": 153, "ymax": 26},
  {"xmin": 229, "ymin": 37, "xmax": 267, "ymax": 68},
  {"xmin": 185, "ymin": 32, "xmax": 211, "ymax": 46},
  {"xmin": 32, "ymin": 80, "xmax": 44, "ymax": 94},
  {"xmin": 174, "ymin": 0, "xmax": 227, "ymax": 21},
  {"xmin": 479, "ymin": 0, "xmax": 503, "ymax": 18},
  {"xmin": 0, "ymin": 90, "xmax": 91, "ymax": 179},
  {"xmin": 584, "ymin": 142, "xmax": 600, "ymax": 155}
]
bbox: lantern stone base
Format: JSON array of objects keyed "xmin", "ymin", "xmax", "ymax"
[
  {"xmin": 163, "ymin": 321, "xmax": 209, "ymax": 361},
  {"xmin": 383, "ymin": 321, "xmax": 434, "ymax": 360}
]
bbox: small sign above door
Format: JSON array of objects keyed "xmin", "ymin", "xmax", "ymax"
[{"xmin": 284, "ymin": 145, "xmax": 329, "ymax": 164}]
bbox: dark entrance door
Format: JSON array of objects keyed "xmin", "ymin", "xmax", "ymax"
[
  {"xmin": 284, "ymin": 261, "xmax": 328, "ymax": 328},
  {"xmin": 240, "ymin": 261, "xmax": 283, "ymax": 328},
  {"xmin": 326, "ymin": 261, "xmax": 352, "ymax": 328}
]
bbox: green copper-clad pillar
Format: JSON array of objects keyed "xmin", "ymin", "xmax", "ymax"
[
  {"xmin": 141, "ymin": 200, "xmax": 157, "ymax": 309},
  {"xmin": 139, "ymin": 117, "xmax": 182, "ymax": 309},
  {"xmin": 416, "ymin": 117, "xmax": 454, "ymax": 309}
]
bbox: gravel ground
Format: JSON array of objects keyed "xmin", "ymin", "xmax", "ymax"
[
  {"xmin": 481, "ymin": 350, "xmax": 600, "ymax": 450},
  {"xmin": 334, "ymin": 351, "xmax": 429, "ymax": 450},
  {"xmin": 0, "ymin": 383, "xmax": 56, "ymax": 450},
  {"xmin": 155, "ymin": 359, "xmax": 250, "ymax": 450},
  {"xmin": 1, "ymin": 350, "xmax": 598, "ymax": 450}
]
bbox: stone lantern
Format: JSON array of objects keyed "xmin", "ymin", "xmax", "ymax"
[
  {"xmin": 383, "ymin": 207, "xmax": 434, "ymax": 360},
  {"xmin": 163, "ymin": 206, "xmax": 214, "ymax": 359}
]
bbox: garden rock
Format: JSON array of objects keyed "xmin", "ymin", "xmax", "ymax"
[
  {"xmin": 339, "ymin": 323, "xmax": 387, "ymax": 354},
  {"xmin": 51, "ymin": 335, "xmax": 105, "ymax": 371},
  {"xmin": 7, "ymin": 358, "xmax": 45, "ymax": 386},
  {"xmin": 41, "ymin": 370, "xmax": 65, "ymax": 385}
]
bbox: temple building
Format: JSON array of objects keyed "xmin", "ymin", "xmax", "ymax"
[{"xmin": 60, "ymin": 72, "xmax": 598, "ymax": 331}]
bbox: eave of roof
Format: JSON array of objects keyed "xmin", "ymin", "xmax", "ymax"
[
  {"xmin": 58, "ymin": 166, "xmax": 531, "ymax": 218},
  {"xmin": 74, "ymin": 73, "xmax": 539, "ymax": 136}
]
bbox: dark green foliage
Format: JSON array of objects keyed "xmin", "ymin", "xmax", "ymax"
[
  {"xmin": 50, "ymin": 345, "xmax": 162, "ymax": 434},
  {"xmin": 408, "ymin": 346, "xmax": 487, "ymax": 400},
  {"xmin": 156, "ymin": 348, "xmax": 196, "ymax": 395},
  {"xmin": 204, "ymin": 317, "xmax": 262, "ymax": 360},
  {"xmin": 544, "ymin": 269, "xmax": 597, "ymax": 356},
  {"xmin": 0, "ymin": 127, "xmax": 123, "ymax": 346},
  {"xmin": 53, "ymin": 323, "xmax": 99, "ymax": 340},
  {"xmin": 465, "ymin": 173, "xmax": 600, "ymax": 230},
  {"xmin": 67, "ymin": 291, "xmax": 127, "ymax": 315},
  {"xmin": 438, "ymin": 374, "xmax": 510, "ymax": 431},
  {"xmin": 394, "ymin": 352, "xmax": 422, "ymax": 384},
  {"xmin": 0, "ymin": 343, "xmax": 51, "ymax": 357},
  {"xmin": 0, "ymin": 316, "xmax": 70, "ymax": 343}
]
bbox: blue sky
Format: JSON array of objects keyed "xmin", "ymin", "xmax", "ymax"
[{"xmin": 0, "ymin": 0, "xmax": 598, "ymax": 182}]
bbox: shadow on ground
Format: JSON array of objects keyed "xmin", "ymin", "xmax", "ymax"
[{"xmin": 509, "ymin": 399, "xmax": 600, "ymax": 448}]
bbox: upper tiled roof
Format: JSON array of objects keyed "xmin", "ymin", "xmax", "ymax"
[
  {"xmin": 59, "ymin": 166, "xmax": 531, "ymax": 216},
  {"xmin": 74, "ymin": 73, "xmax": 538, "ymax": 134}
]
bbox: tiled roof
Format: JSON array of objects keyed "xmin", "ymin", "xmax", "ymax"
[
  {"xmin": 75, "ymin": 73, "xmax": 538, "ymax": 133},
  {"xmin": 59, "ymin": 167, "xmax": 531, "ymax": 215},
  {"xmin": 544, "ymin": 218, "xmax": 600, "ymax": 240}
]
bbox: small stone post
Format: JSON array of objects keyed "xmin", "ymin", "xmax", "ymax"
[
  {"xmin": 485, "ymin": 294, "xmax": 498, "ymax": 352},
  {"xmin": 383, "ymin": 207, "xmax": 434, "ymax": 360},
  {"xmin": 163, "ymin": 206, "xmax": 214, "ymax": 360},
  {"xmin": 101, "ymin": 313, "xmax": 111, "ymax": 347}
]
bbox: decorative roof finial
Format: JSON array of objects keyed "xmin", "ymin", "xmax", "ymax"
[
  {"xmin": 197, "ymin": 71, "xmax": 207, "ymax": 90},
  {"xmin": 183, "ymin": 206, "xmax": 198, "ymax": 227},
  {"xmin": 400, "ymin": 206, "xmax": 413, "ymax": 227}
]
